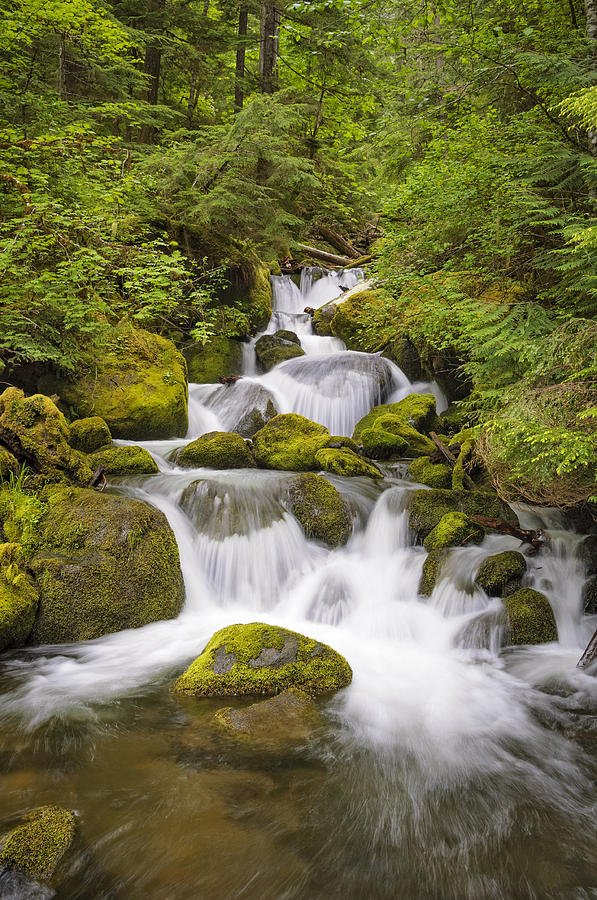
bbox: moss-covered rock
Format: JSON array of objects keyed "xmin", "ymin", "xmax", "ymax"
[
  {"xmin": 0, "ymin": 543, "xmax": 38, "ymax": 650},
  {"xmin": 409, "ymin": 488, "xmax": 518, "ymax": 542},
  {"xmin": 358, "ymin": 426, "xmax": 410, "ymax": 460},
  {"xmin": 353, "ymin": 394, "xmax": 440, "ymax": 460},
  {"xmin": 325, "ymin": 435, "xmax": 359, "ymax": 453},
  {"xmin": 312, "ymin": 303, "xmax": 335, "ymax": 337},
  {"xmin": 0, "ymin": 447, "xmax": 19, "ymax": 482},
  {"xmin": 88, "ymin": 445, "xmax": 158, "ymax": 476},
  {"xmin": 419, "ymin": 549, "xmax": 447, "ymax": 596},
  {"xmin": 213, "ymin": 688, "xmax": 319, "ymax": 750},
  {"xmin": 183, "ymin": 336, "xmax": 243, "ymax": 384},
  {"xmin": 441, "ymin": 403, "xmax": 477, "ymax": 435},
  {"xmin": 28, "ymin": 486, "xmax": 184, "ymax": 644},
  {"xmin": 252, "ymin": 414, "xmax": 330, "ymax": 471},
  {"xmin": 329, "ymin": 288, "xmax": 394, "ymax": 351},
  {"xmin": 255, "ymin": 332, "xmax": 305, "ymax": 371},
  {"xmin": 53, "ymin": 328, "xmax": 188, "ymax": 440},
  {"xmin": 0, "ymin": 806, "xmax": 77, "ymax": 883},
  {"xmin": 0, "ymin": 388, "xmax": 92, "ymax": 485},
  {"xmin": 451, "ymin": 439, "xmax": 475, "ymax": 490},
  {"xmin": 173, "ymin": 622, "xmax": 352, "ymax": 697},
  {"xmin": 314, "ymin": 447, "xmax": 383, "ymax": 479},
  {"xmin": 503, "ymin": 588, "xmax": 557, "ymax": 645},
  {"xmin": 68, "ymin": 417, "xmax": 111, "ymax": 454},
  {"xmin": 285, "ymin": 473, "xmax": 352, "ymax": 547},
  {"xmin": 475, "ymin": 550, "xmax": 526, "ymax": 597},
  {"xmin": 381, "ymin": 337, "xmax": 423, "ymax": 382},
  {"xmin": 353, "ymin": 393, "xmax": 441, "ymax": 440},
  {"xmin": 409, "ymin": 456, "xmax": 452, "ymax": 489},
  {"xmin": 423, "ymin": 512, "xmax": 485, "ymax": 551},
  {"xmin": 582, "ymin": 576, "xmax": 597, "ymax": 615},
  {"xmin": 176, "ymin": 432, "xmax": 256, "ymax": 469}
]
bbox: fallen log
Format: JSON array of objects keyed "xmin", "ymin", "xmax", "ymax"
[
  {"xmin": 316, "ymin": 226, "xmax": 360, "ymax": 259},
  {"xmin": 296, "ymin": 243, "xmax": 353, "ymax": 267},
  {"xmin": 90, "ymin": 464, "xmax": 107, "ymax": 491},
  {"xmin": 577, "ymin": 628, "xmax": 597, "ymax": 669},
  {"xmin": 470, "ymin": 515, "xmax": 549, "ymax": 554},
  {"xmin": 429, "ymin": 431, "xmax": 476, "ymax": 491}
]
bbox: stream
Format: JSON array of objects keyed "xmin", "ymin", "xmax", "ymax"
[{"xmin": 0, "ymin": 269, "xmax": 596, "ymax": 899}]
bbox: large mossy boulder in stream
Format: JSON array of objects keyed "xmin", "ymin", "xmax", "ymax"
[
  {"xmin": 0, "ymin": 805, "xmax": 78, "ymax": 885},
  {"xmin": 213, "ymin": 688, "xmax": 319, "ymax": 750},
  {"xmin": 475, "ymin": 550, "xmax": 527, "ymax": 597},
  {"xmin": 173, "ymin": 622, "xmax": 352, "ymax": 697},
  {"xmin": 503, "ymin": 588, "xmax": 557, "ymax": 645},
  {"xmin": 0, "ymin": 388, "xmax": 93, "ymax": 485},
  {"xmin": 314, "ymin": 447, "xmax": 383, "ymax": 479},
  {"xmin": 0, "ymin": 543, "xmax": 39, "ymax": 650},
  {"xmin": 423, "ymin": 511, "xmax": 485, "ymax": 551},
  {"xmin": 183, "ymin": 336, "xmax": 243, "ymax": 384},
  {"xmin": 68, "ymin": 417, "xmax": 111, "ymax": 454},
  {"xmin": 28, "ymin": 486, "xmax": 184, "ymax": 644},
  {"xmin": 285, "ymin": 473, "xmax": 352, "ymax": 547},
  {"xmin": 50, "ymin": 328, "xmax": 188, "ymax": 441},
  {"xmin": 255, "ymin": 331, "xmax": 305, "ymax": 371},
  {"xmin": 409, "ymin": 456, "xmax": 452, "ymax": 489},
  {"xmin": 329, "ymin": 288, "xmax": 394, "ymax": 351},
  {"xmin": 252, "ymin": 414, "xmax": 330, "ymax": 471},
  {"xmin": 353, "ymin": 394, "xmax": 440, "ymax": 459},
  {"xmin": 409, "ymin": 488, "xmax": 518, "ymax": 543},
  {"xmin": 176, "ymin": 432, "xmax": 256, "ymax": 469},
  {"xmin": 88, "ymin": 445, "xmax": 158, "ymax": 476}
]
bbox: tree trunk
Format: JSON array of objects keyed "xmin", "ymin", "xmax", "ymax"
[
  {"xmin": 259, "ymin": 3, "xmax": 280, "ymax": 94},
  {"xmin": 296, "ymin": 243, "xmax": 353, "ymax": 267},
  {"xmin": 58, "ymin": 35, "xmax": 66, "ymax": 99},
  {"xmin": 235, "ymin": 4, "xmax": 249, "ymax": 113},
  {"xmin": 585, "ymin": 0, "xmax": 597, "ymax": 165},
  {"xmin": 140, "ymin": 0, "xmax": 166, "ymax": 144}
]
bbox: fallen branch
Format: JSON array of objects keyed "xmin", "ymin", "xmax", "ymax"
[
  {"xmin": 316, "ymin": 226, "xmax": 359, "ymax": 259},
  {"xmin": 296, "ymin": 243, "xmax": 353, "ymax": 267},
  {"xmin": 577, "ymin": 628, "xmax": 597, "ymax": 670},
  {"xmin": 429, "ymin": 431, "xmax": 476, "ymax": 491},
  {"xmin": 470, "ymin": 515, "xmax": 549, "ymax": 554}
]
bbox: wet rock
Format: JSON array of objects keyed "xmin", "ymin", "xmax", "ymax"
[
  {"xmin": 173, "ymin": 622, "xmax": 352, "ymax": 697},
  {"xmin": 409, "ymin": 488, "xmax": 518, "ymax": 542},
  {"xmin": 175, "ymin": 431, "xmax": 256, "ymax": 469},
  {"xmin": 475, "ymin": 550, "xmax": 526, "ymax": 597},
  {"xmin": 314, "ymin": 448, "xmax": 382, "ymax": 479},
  {"xmin": 68, "ymin": 417, "xmax": 111, "ymax": 454},
  {"xmin": 582, "ymin": 575, "xmax": 597, "ymax": 615},
  {"xmin": 580, "ymin": 535, "xmax": 597, "ymax": 577},
  {"xmin": 233, "ymin": 397, "xmax": 278, "ymax": 438},
  {"xmin": 180, "ymin": 479, "xmax": 281, "ymax": 539},
  {"xmin": 0, "ymin": 389, "xmax": 92, "ymax": 485},
  {"xmin": 285, "ymin": 473, "xmax": 352, "ymax": 547},
  {"xmin": 0, "ymin": 806, "xmax": 77, "ymax": 885},
  {"xmin": 0, "ymin": 867, "xmax": 55, "ymax": 899},
  {"xmin": 87, "ymin": 445, "xmax": 158, "ymax": 475},
  {"xmin": 28, "ymin": 485, "xmax": 184, "ymax": 643},
  {"xmin": 0, "ymin": 543, "xmax": 38, "ymax": 651},
  {"xmin": 184, "ymin": 336, "xmax": 243, "ymax": 384},
  {"xmin": 255, "ymin": 332, "xmax": 305, "ymax": 372},
  {"xmin": 212, "ymin": 689, "xmax": 320, "ymax": 750},
  {"xmin": 329, "ymin": 288, "xmax": 393, "ymax": 351},
  {"xmin": 408, "ymin": 456, "xmax": 452, "ymax": 489},
  {"xmin": 423, "ymin": 512, "xmax": 485, "ymax": 551},
  {"xmin": 381, "ymin": 337, "xmax": 423, "ymax": 382},
  {"xmin": 312, "ymin": 303, "xmax": 335, "ymax": 337},
  {"xmin": 418, "ymin": 549, "xmax": 447, "ymax": 596},
  {"xmin": 252, "ymin": 414, "xmax": 330, "ymax": 471},
  {"xmin": 504, "ymin": 588, "xmax": 557, "ymax": 645}
]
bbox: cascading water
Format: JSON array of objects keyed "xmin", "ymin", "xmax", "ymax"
[{"xmin": 1, "ymin": 268, "xmax": 596, "ymax": 899}]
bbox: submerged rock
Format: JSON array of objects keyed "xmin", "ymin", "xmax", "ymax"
[
  {"xmin": 0, "ymin": 543, "xmax": 38, "ymax": 651},
  {"xmin": 255, "ymin": 332, "xmax": 305, "ymax": 371},
  {"xmin": 176, "ymin": 432, "xmax": 256, "ymax": 469},
  {"xmin": 173, "ymin": 622, "xmax": 352, "ymax": 697},
  {"xmin": 408, "ymin": 456, "xmax": 452, "ymax": 489},
  {"xmin": 28, "ymin": 486, "xmax": 184, "ymax": 643},
  {"xmin": 213, "ymin": 688, "xmax": 320, "ymax": 749},
  {"xmin": 423, "ymin": 512, "xmax": 485, "ymax": 551},
  {"xmin": 184, "ymin": 336, "xmax": 243, "ymax": 384},
  {"xmin": 180, "ymin": 479, "xmax": 282, "ymax": 539},
  {"xmin": 285, "ymin": 473, "xmax": 352, "ymax": 547},
  {"xmin": 0, "ymin": 806, "xmax": 77, "ymax": 884},
  {"xmin": 409, "ymin": 488, "xmax": 518, "ymax": 542},
  {"xmin": 68, "ymin": 417, "xmax": 111, "ymax": 454},
  {"xmin": 475, "ymin": 550, "xmax": 526, "ymax": 597},
  {"xmin": 314, "ymin": 447, "xmax": 383, "ymax": 479},
  {"xmin": 88, "ymin": 445, "xmax": 158, "ymax": 475},
  {"xmin": 418, "ymin": 549, "xmax": 447, "ymax": 596},
  {"xmin": 504, "ymin": 588, "xmax": 557, "ymax": 645},
  {"xmin": 252, "ymin": 414, "xmax": 330, "ymax": 471}
]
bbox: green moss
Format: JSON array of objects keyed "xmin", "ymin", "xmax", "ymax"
[
  {"xmin": 409, "ymin": 488, "xmax": 518, "ymax": 542},
  {"xmin": 0, "ymin": 482, "xmax": 47, "ymax": 558},
  {"xmin": 475, "ymin": 550, "xmax": 526, "ymax": 597},
  {"xmin": 325, "ymin": 435, "xmax": 359, "ymax": 453},
  {"xmin": 381, "ymin": 337, "xmax": 423, "ymax": 382},
  {"xmin": 441, "ymin": 403, "xmax": 477, "ymax": 435},
  {"xmin": 0, "ymin": 388, "xmax": 93, "ymax": 485},
  {"xmin": 312, "ymin": 303, "xmax": 335, "ymax": 337},
  {"xmin": 68, "ymin": 417, "xmax": 112, "ymax": 454},
  {"xmin": 88, "ymin": 445, "xmax": 158, "ymax": 475},
  {"xmin": 0, "ymin": 543, "xmax": 38, "ymax": 650},
  {"xmin": 0, "ymin": 447, "xmax": 19, "ymax": 482},
  {"xmin": 252, "ymin": 414, "xmax": 330, "ymax": 471},
  {"xmin": 243, "ymin": 261, "xmax": 273, "ymax": 330},
  {"xmin": 255, "ymin": 333, "xmax": 305, "ymax": 371},
  {"xmin": 452, "ymin": 439, "xmax": 474, "ymax": 490},
  {"xmin": 358, "ymin": 426, "xmax": 409, "ymax": 460},
  {"xmin": 173, "ymin": 622, "xmax": 352, "ymax": 697},
  {"xmin": 176, "ymin": 431, "xmax": 256, "ymax": 469},
  {"xmin": 53, "ymin": 327, "xmax": 188, "ymax": 440},
  {"xmin": 314, "ymin": 447, "xmax": 383, "ymax": 479},
  {"xmin": 329, "ymin": 288, "xmax": 395, "ymax": 351},
  {"xmin": 353, "ymin": 393, "xmax": 441, "ymax": 441},
  {"xmin": 504, "ymin": 588, "xmax": 557, "ymax": 645},
  {"xmin": 212, "ymin": 688, "xmax": 319, "ymax": 749},
  {"xmin": 419, "ymin": 549, "xmax": 447, "ymax": 596},
  {"xmin": 0, "ymin": 806, "xmax": 77, "ymax": 882},
  {"xmin": 409, "ymin": 457, "xmax": 452, "ymax": 489},
  {"xmin": 28, "ymin": 485, "xmax": 184, "ymax": 644},
  {"xmin": 423, "ymin": 511, "xmax": 485, "ymax": 551},
  {"xmin": 183, "ymin": 336, "xmax": 243, "ymax": 384},
  {"xmin": 285, "ymin": 473, "xmax": 352, "ymax": 547}
]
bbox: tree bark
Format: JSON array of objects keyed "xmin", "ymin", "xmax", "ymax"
[
  {"xmin": 577, "ymin": 627, "xmax": 597, "ymax": 669},
  {"xmin": 140, "ymin": 0, "xmax": 166, "ymax": 144},
  {"xmin": 585, "ymin": 0, "xmax": 597, "ymax": 163},
  {"xmin": 296, "ymin": 243, "xmax": 353, "ymax": 266},
  {"xmin": 58, "ymin": 35, "xmax": 66, "ymax": 99},
  {"xmin": 235, "ymin": 4, "xmax": 249, "ymax": 112},
  {"xmin": 259, "ymin": 3, "xmax": 280, "ymax": 94}
]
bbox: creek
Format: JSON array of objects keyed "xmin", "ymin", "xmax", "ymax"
[{"xmin": 0, "ymin": 270, "xmax": 596, "ymax": 899}]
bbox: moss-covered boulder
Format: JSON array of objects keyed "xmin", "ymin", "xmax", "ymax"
[
  {"xmin": 418, "ymin": 549, "xmax": 447, "ymax": 596},
  {"xmin": 423, "ymin": 512, "xmax": 485, "ymax": 551},
  {"xmin": 213, "ymin": 688, "xmax": 319, "ymax": 750},
  {"xmin": 353, "ymin": 393, "xmax": 441, "ymax": 440},
  {"xmin": 504, "ymin": 589, "xmax": 557, "ymax": 645},
  {"xmin": 88, "ymin": 445, "xmax": 158, "ymax": 476},
  {"xmin": 255, "ymin": 332, "xmax": 305, "ymax": 371},
  {"xmin": 409, "ymin": 456, "xmax": 452, "ymax": 489},
  {"xmin": 314, "ymin": 447, "xmax": 382, "ymax": 479},
  {"xmin": 176, "ymin": 432, "xmax": 256, "ymax": 469},
  {"xmin": 409, "ymin": 488, "xmax": 518, "ymax": 542},
  {"xmin": 0, "ymin": 806, "xmax": 77, "ymax": 884},
  {"xmin": 0, "ymin": 447, "xmax": 19, "ymax": 482},
  {"xmin": 173, "ymin": 622, "xmax": 352, "ymax": 697},
  {"xmin": 285, "ymin": 473, "xmax": 352, "ymax": 547},
  {"xmin": 0, "ymin": 543, "xmax": 38, "ymax": 650},
  {"xmin": 28, "ymin": 486, "xmax": 184, "ymax": 644},
  {"xmin": 0, "ymin": 388, "xmax": 92, "ymax": 485},
  {"xmin": 475, "ymin": 551, "xmax": 526, "ymax": 597},
  {"xmin": 312, "ymin": 303, "xmax": 335, "ymax": 337},
  {"xmin": 358, "ymin": 426, "xmax": 410, "ymax": 460},
  {"xmin": 183, "ymin": 336, "xmax": 243, "ymax": 384},
  {"xmin": 252, "ymin": 414, "xmax": 330, "ymax": 471},
  {"xmin": 353, "ymin": 394, "xmax": 440, "ymax": 460},
  {"xmin": 381, "ymin": 337, "xmax": 423, "ymax": 382},
  {"xmin": 329, "ymin": 288, "xmax": 394, "ymax": 352},
  {"xmin": 54, "ymin": 328, "xmax": 188, "ymax": 441},
  {"xmin": 68, "ymin": 417, "xmax": 111, "ymax": 454}
]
